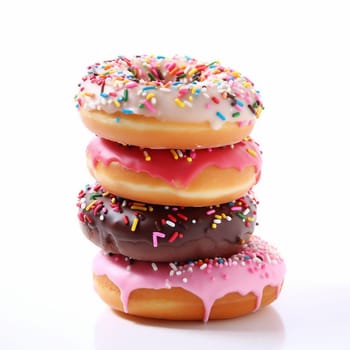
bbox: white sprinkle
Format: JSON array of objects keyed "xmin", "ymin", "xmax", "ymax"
[
  {"xmin": 240, "ymin": 261, "xmax": 246, "ymax": 266},
  {"xmin": 187, "ymin": 267, "xmax": 193, "ymax": 273},
  {"xmin": 126, "ymin": 265, "xmax": 131, "ymax": 271},
  {"xmin": 160, "ymin": 87, "xmax": 171, "ymax": 92},
  {"xmin": 169, "ymin": 262, "xmax": 178, "ymax": 271},
  {"xmin": 176, "ymin": 270, "xmax": 182, "ymax": 276},
  {"xmin": 151, "ymin": 97, "xmax": 157, "ymax": 105},
  {"xmin": 226, "ymin": 216, "xmax": 232, "ymax": 221},
  {"xmin": 200, "ymin": 263, "xmax": 208, "ymax": 270},
  {"xmin": 164, "ymin": 206, "xmax": 170, "ymax": 210},
  {"xmin": 122, "ymin": 200, "xmax": 127, "ymax": 207},
  {"xmin": 176, "ymin": 149, "xmax": 184, "ymax": 158},
  {"xmin": 192, "ymin": 219, "xmax": 197, "ymax": 224},
  {"xmin": 182, "ymin": 277, "xmax": 188, "ymax": 283},
  {"xmin": 184, "ymin": 100, "xmax": 192, "ymax": 108},
  {"xmin": 80, "ymin": 203, "xmax": 86, "ymax": 209},
  {"xmin": 169, "ymin": 270, "xmax": 175, "ymax": 277},
  {"xmin": 151, "ymin": 262, "xmax": 158, "ymax": 271},
  {"xmin": 166, "ymin": 220, "xmax": 176, "ymax": 228},
  {"xmin": 243, "ymin": 208, "xmax": 250, "ymax": 215},
  {"xmin": 99, "ymin": 214, "xmax": 104, "ymax": 221},
  {"xmin": 213, "ymin": 219, "xmax": 222, "ymax": 224}
]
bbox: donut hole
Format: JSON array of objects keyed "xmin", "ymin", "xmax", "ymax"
[{"xmin": 127, "ymin": 56, "xmax": 209, "ymax": 85}]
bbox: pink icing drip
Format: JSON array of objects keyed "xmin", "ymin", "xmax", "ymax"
[
  {"xmin": 92, "ymin": 236, "xmax": 285, "ymax": 321},
  {"xmin": 87, "ymin": 138, "xmax": 262, "ymax": 187}
]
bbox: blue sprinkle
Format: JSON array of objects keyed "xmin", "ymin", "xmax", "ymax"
[
  {"xmin": 244, "ymin": 255, "xmax": 251, "ymax": 261},
  {"xmin": 121, "ymin": 109, "xmax": 133, "ymax": 114},
  {"xmin": 236, "ymin": 99, "xmax": 244, "ymax": 107},
  {"xmin": 194, "ymin": 88, "xmax": 201, "ymax": 96},
  {"xmin": 100, "ymin": 92, "xmax": 109, "ymax": 98},
  {"xmin": 216, "ymin": 111, "xmax": 226, "ymax": 121},
  {"xmin": 117, "ymin": 96, "xmax": 124, "ymax": 102},
  {"xmin": 156, "ymin": 55, "xmax": 166, "ymax": 59},
  {"xmin": 142, "ymin": 86, "xmax": 157, "ymax": 91},
  {"xmin": 115, "ymin": 117, "xmax": 120, "ymax": 123},
  {"xmin": 217, "ymin": 258, "xmax": 225, "ymax": 264}
]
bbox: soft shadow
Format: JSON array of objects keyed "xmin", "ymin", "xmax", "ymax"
[{"xmin": 94, "ymin": 305, "xmax": 285, "ymax": 350}]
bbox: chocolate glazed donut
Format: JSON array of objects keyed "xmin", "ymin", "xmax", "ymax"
[{"xmin": 77, "ymin": 184, "xmax": 258, "ymax": 262}]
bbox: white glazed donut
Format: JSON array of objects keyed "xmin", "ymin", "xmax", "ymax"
[{"xmin": 76, "ymin": 55, "xmax": 263, "ymax": 148}]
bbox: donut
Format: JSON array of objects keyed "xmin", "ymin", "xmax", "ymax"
[
  {"xmin": 75, "ymin": 55, "xmax": 263, "ymax": 149},
  {"xmin": 86, "ymin": 137, "xmax": 262, "ymax": 207},
  {"xmin": 77, "ymin": 183, "xmax": 258, "ymax": 262},
  {"xmin": 92, "ymin": 235, "xmax": 285, "ymax": 321}
]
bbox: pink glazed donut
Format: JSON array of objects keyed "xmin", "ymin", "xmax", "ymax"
[
  {"xmin": 86, "ymin": 137, "xmax": 262, "ymax": 206},
  {"xmin": 93, "ymin": 235, "xmax": 285, "ymax": 321},
  {"xmin": 75, "ymin": 55, "xmax": 263, "ymax": 149}
]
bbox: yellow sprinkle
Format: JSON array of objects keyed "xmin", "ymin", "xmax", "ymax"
[
  {"xmin": 247, "ymin": 148, "xmax": 257, "ymax": 157},
  {"xmin": 131, "ymin": 217, "xmax": 139, "ymax": 231},
  {"xmin": 102, "ymin": 191, "xmax": 110, "ymax": 197},
  {"xmin": 214, "ymin": 214, "xmax": 223, "ymax": 219},
  {"xmin": 85, "ymin": 200, "xmax": 97, "ymax": 211},
  {"xmin": 247, "ymin": 217, "xmax": 254, "ymax": 222},
  {"xmin": 148, "ymin": 206, "xmax": 154, "ymax": 212},
  {"xmin": 174, "ymin": 98, "xmax": 185, "ymax": 108},
  {"xmin": 146, "ymin": 93, "xmax": 155, "ymax": 101},
  {"xmin": 191, "ymin": 87, "xmax": 197, "ymax": 94},
  {"xmin": 131, "ymin": 205, "xmax": 148, "ymax": 212},
  {"xmin": 211, "ymin": 223, "xmax": 217, "ymax": 229},
  {"xmin": 188, "ymin": 68, "xmax": 198, "ymax": 76},
  {"xmin": 186, "ymin": 157, "xmax": 192, "ymax": 162},
  {"xmin": 243, "ymin": 82, "xmax": 252, "ymax": 88},
  {"xmin": 221, "ymin": 213, "xmax": 227, "ymax": 219},
  {"xmin": 170, "ymin": 149, "xmax": 179, "ymax": 160},
  {"xmin": 113, "ymin": 100, "xmax": 121, "ymax": 107},
  {"xmin": 143, "ymin": 150, "xmax": 151, "ymax": 161},
  {"xmin": 232, "ymin": 71, "xmax": 241, "ymax": 78},
  {"xmin": 256, "ymin": 106, "xmax": 263, "ymax": 118},
  {"xmin": 132, "ymin": 202, "xmax": 146, "ymax": 206},
  {"xmin": 82, "ymin": 92, "xmax": 95, "ymax": 97},
  {"xmin": 111, "ymin": 197, "xmax": 116, "ymax": 204},
  {"xmin": 188, "ymin": 95, "xmax": 193, "ymax": 102}
]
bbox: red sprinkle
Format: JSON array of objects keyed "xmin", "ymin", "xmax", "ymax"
[
  {"xmin": 211, "ymin": 96, "xmax": 220, "ymax": 104},
  {"xmin": 168, "ymin": 231, "xmax": 179, "ymax": 243},
  {"xmin": 176, "ymin": 213, "xmax": 188, "ymax": 221},
  {"xmin": 167, "ymin": 214, "xmax": 177, "ymax": 223}
]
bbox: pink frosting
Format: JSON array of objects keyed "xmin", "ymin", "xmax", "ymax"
[
  {"xmin": 93, "ymin": 235, "xmax": 285, "ymax": 321},
  {"xmin": 87, "ymin": 137, "xmax": 262, "ymax": 187}
]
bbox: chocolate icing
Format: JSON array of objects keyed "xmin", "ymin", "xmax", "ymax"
[{"xmin": 77, "ymin": 184, "xmax": 258, "ymax": 262}]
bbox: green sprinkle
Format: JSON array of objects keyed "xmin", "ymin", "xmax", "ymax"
[
  {"xmin": 232, "ymin": 112, "xmax": 240, "ymax": 118},
  {"xmin": 236, "ymin": 212, "xmax": 246, "ymax": 220},
  {"xmin": 148, "ymin": 72, "xmax": 156, "ymax": 81},
  {"xmin": 177, "ymin": 73, "xmax": 187, "ymax": 79},
  {"xmin": 138, "ymin": 103, "xmax": 145, "ymax": 109},
  {"xmin": 123, "ymin": 89, "xmax": 128, "ymax": 102},
  {"xmin": 207, "ymin": 60, "xmax": 218, "ymax": 67},
  {"xmin": 90, "ymin": 193, "xmax": 102, "ymax": 200}
]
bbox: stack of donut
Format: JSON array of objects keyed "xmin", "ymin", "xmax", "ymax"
[{"xmin": 75, "ymin": 55, "xmax": 285, "ymax": 321}]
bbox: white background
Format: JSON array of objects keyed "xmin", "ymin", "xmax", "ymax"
[{"xmin": 1, "ymin": 0, "xmax": 350, "ymax": 349}]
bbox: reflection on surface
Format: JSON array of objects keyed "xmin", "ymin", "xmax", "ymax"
[{"xmin": 94, "ymin": 305, "xmax": 285, "ymax": 350}]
